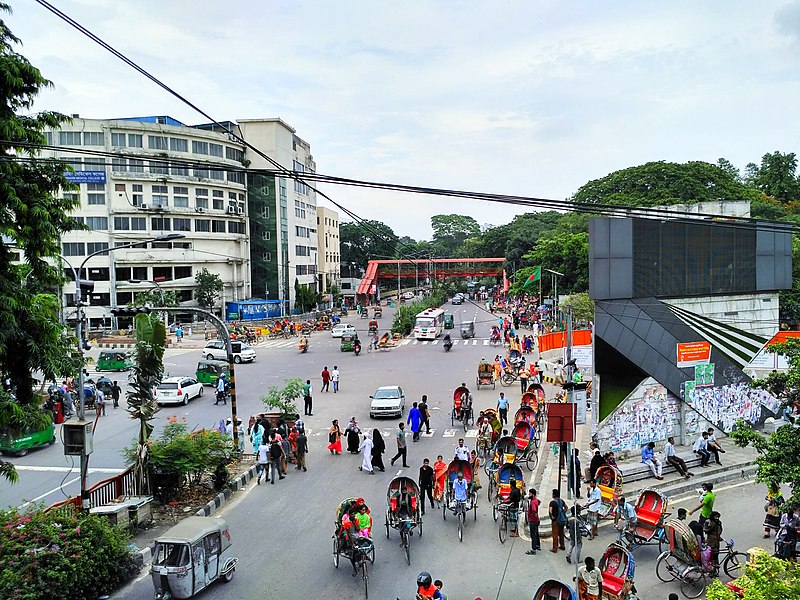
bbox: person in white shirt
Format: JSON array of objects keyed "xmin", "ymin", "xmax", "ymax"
[
  {"xmin": 693, "ymin": 432, "xmax": 711, "ymax": 467},
  {"xmin": 706, "ymin": 427, "xmax": 725, "ymax": 465},
  {"xmin": 256, "ymin": 440, "xmax": 270, "ymax": 484},
  {"xmin": 585, "ymin": 480, "xmax": 603, "ymax": 539},
  {"xmin": 454, "ymin": 439, "xmax": 470, "ymax": 461},
  {"xmin": 332, "ymin": 366, "xmax": 340, "ymax": 393},
  {"xmin": 577, "ymin": 557, "xmax": 604, "ymax": 599},
  {"xmin": 664, "ymin": 436, "xmax": 692, "ymax": 478}
]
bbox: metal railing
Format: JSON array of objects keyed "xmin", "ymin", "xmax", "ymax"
[{"xmin": 46, "ymin": 464, "xmax": 138, "ymax": 513}]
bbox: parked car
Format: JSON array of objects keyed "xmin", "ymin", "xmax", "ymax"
[
  {"xmin": 202, "ymin": 340, "xmax": 256, "ymax": 363},
  {"xmin": 369, "ymin": 385, "xmax": 405, "ymax": 418},
  {"xmin": 331, "ymin": 323, "xmax": 357, "ymax": 338},
  {"xmin": 155, "ymin": 376, "xmax": 204, "ymax": 405},
  {"xmin": 403, "ymin": 291, "xmax": 415, "ymax": 299}
]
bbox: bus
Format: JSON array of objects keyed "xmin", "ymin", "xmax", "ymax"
[{"xmin": 413, "ymin": 308, "xmax": 446, "ymax": 340}]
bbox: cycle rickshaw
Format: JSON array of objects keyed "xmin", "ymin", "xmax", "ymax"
[
  {"xmin": 655, "ymin": 519, "xmax": 746, "ymax": 598},
  {"xmin": 514, "ymin": 405, "xmax": 536, "ymax": 426},
  {"xmin": 450, "ymin": 385, "xmax": 474, "ymax": 430},
  {"xmin": 621, "ymin": 488, "xmax": 670, "ymax": 551},
  {"xmin": 368, "ymin": 320, "xmax": 378, "ymax": 335},
  {"xmin": 476, "ymin": 362, "xmax": 496, "ymax": 389},
  {"xmin": 333, "ymin": 497, "xmax": 375, "ymax": 598},
  {"xmin": 594, "ymin": 465, "xmax": 623, "ymax": 519},
  {"xmin": 441, "ymin": 459, "xmax": 477, "ymax": 542},
  {"xmin": 491, "ymin": 462, "xmax": 526, "ymax": 543},
  {"xmin": 533, "ymin": 580, "xmax": 577, "ymax": 600},
  {"xmin": 484, "ymin": 435, "xmax": 517, "ymax": 498},
  {"xmin": 510, "ymin": 420, "xmax": 538, "ymax": 471},
  {"xmin": 598, "ymin": 542, "xmax": 638, "ymax": 600},
  {"xmin": 384, "ymin": 476, "xmax": 422, "ymax": 565}
]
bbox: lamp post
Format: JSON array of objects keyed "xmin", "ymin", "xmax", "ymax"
[
  {"xmin": 544, "ymin": 268, "xmax": 564, "ymax": 324},
  {"xmin": 66, "ymin": 232, "xmax": 184, "ymax": 510}
]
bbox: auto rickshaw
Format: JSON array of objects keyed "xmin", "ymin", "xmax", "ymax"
[
  {"xmin": 196, "ymin": 360, "xmax": 230, "ymax": 385},
  {"xmin": 460, "ymin": 321, "xmax": 475, "ymax": 339},
  {"xmin": 151, "ymin": 516, "xmax": 237, "ymax": 600},
  {"xmin": 96, "ymin": 350, "xmax": 132, "ymax": 372},
  {"xmin": 0, "ymin": 420, "xmax": 56, "ymax": 456},
  {"xmin": 373, "ymin": 306, "xmax": 383, "ymax": 319},
  {"xmin": 444, "ymin": 313, "xmax": 455, "ymax": 329},
  {"xmin": 341, "ymin": 331, "xmax": 358, "ymax": 352}
]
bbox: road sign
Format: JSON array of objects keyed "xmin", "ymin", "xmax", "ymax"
[{"xmin": 546, "ymin": 403, "xmax": 576, "ymax": 443}]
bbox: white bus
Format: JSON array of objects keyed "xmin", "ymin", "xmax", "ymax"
[{"xmin": 413, "ymin": 308, "xmax": 446, "ymax": 340}]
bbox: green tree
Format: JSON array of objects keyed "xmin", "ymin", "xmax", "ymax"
[
  {"xmin": 294, "ymin": 278, "xmax": 321, "ymax": 313},
  {"xmin": 706, "ymin": 548, "xmax": 800, "ymax": 599},
  {"xmin": 716, "ymin": 157, "xmax": 741, "ymax": 181},
  {"xmin": 0, "ymin": 5, "xmax": 80, "ymax": 482},
  {"xmin": 130, "ymin": 288, "xmax": 178, "ymax": 307},
  {"xmin": 261, "ymin": 378, "xmax": 304, "ymax": 415},
  {"xmin": 340, "ymin": 220, "xmax": 397, "ymax": 271},
  {"xmin": 749, "ymin": 151, "xmax": 800, "ymax": 202},
  {"xmin": 523, "ymin": 231, "xmax": 590, "ymax": 295},
  {"xmin": 194, "ymin": 267, "xmax": 223, "ymax": 310},
  {"xmin": 127, "ymin": 312, "xmax": 166, "ymax": 495},
  {"xmin": 559, "ymin": 292, "xmax": 595, "ymax": 323},
  {"xmin": 729, "ymin": 423, "xmax": 800, "ymax": 506},
  {"xmin": 430, "ymin": 214, "xmax": 481, "ymax": 255}
]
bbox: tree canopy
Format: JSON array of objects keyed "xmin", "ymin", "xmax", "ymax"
[
  {"xmin": 194, "ymin": 267, "xmax": 223, "ymax": 310},
  {"xmin": 340, "ymin": 220, "xmax": 397, "ymax": 272}
]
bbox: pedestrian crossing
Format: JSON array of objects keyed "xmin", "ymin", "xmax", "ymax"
[
  {"xmin": 399, "ymin": 338, "xmax": 501, "ymax": 346},
  {"xmin": 299, "ymin": 427, "xmax": 479, "ymax": 440},
  {"xmin": 254, "ymin": 337, "xmax": 503, "ymax": 350}
]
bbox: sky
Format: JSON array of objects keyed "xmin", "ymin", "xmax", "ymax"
[{"xmin": 9, "ymin": 0, "xmax": 800, "ymax": 239}]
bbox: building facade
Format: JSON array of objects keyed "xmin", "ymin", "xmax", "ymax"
[
  {"xmin": 44, "ymin": 116, "xmax": 251, "ymax": 328},
  {"xmin": 316, "ymin": 206, "xmax": 340, "ymax": 295}
]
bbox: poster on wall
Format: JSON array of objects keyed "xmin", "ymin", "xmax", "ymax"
[
  {"xmin": 684, "ymin": 380, "xmax": 696, "ymax": 398},
  {"xmin": 695, "ymin": 363, "xmax": 715, "ymax": 386},
  {"xmin": 677, "ymin": 341, "xmax": 711, "ymax": 368}
]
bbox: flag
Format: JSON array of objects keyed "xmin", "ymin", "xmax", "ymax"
[
  {"xmin": 503, "ymin": 269, "xmax": 509, "ymax": 293},
  {"xmin": 523, "ymin": 266, "xmax": 541, "ymax": 288}
]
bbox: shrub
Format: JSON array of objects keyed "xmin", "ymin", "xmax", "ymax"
[
  {"xmin": 0, "ymin": 506, "xmax": 138, "ymax": 600},
  {"xmin": 261, "ymin": 378, "xmax": 303, "ymax": 415},
  {"xmin": 390, "ymin": 288, "xmax": 448, "ymax": 335}
]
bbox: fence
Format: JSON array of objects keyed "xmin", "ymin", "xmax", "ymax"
[
  {"xmin": 537, "ymin": 329, "xmax": 592, "ymax": 353},
  {"xmin": 46, "ymin": 464, "xmax": 139, "ymax": 513}
]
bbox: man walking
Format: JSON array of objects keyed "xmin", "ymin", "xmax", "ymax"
[
  {"xmin": 585, "ymin": 479, "xmax": 602, "ymax": 539},
  {"xmin": 549, "ymin": 488, "xmax": 567, "ymax": 553},
  {"xmin": 665, "ymin": 436, "xmax": 693, "ymax": 478},
  {"xmin": 525, "ymin": 488, "xmax": 541, "ymax": 555},
  {"xmin": 303, "ymin": 379, "xmax": 313, "ymax": 416},
  {"xmin": 256, "ymin": 438, "xmax": 270, "ymax": 484},
  {"xmin": 321, "ymin": 366, "xmax": 331, "ymax": 392},
  {"xmin": 268, "ymin": 436, "xmax": 285, "ymax": 484},
  {"xmin": 332, "ymin": 366, "xmax": 340, "ymax": 393},
  {"xmin": 408, "ymin": 402, "xmax": 423, "ymax": 442},
  {"xmin": 641, "ymin": 441, "xmax": 664, "ymax": 480},
  {"xmin": 497, "ymin": 392, "xmax": 509, "ymax": 426},
  {"xmin": 418, "ymin": 458, "xmax": 435, "ymax": 515},
  {"xmin": 110, "ymin": 380, "xmax": 122, "ymax": 409},
  {"xmin": 454, "ymin": 438, "xmax": 470, "ymax": 461},
  {"xmin": 418, "ymin": 395, "xmax": 431, "ymax": 433},
  {"xmin": 693, "ymin": 431, "xmax": 711, "ymax": 467},
  {"xmin": 390, "ymin": 422, "xmax": 408, "ymax": 467},
  {"xmin": 577, "ymin": 557, "xmax": 604, "ymax": 600},
  {"xmin": 295, "ymin": 428, "xmax": 308, "ymax": 472},
  {"xmin": 566, "ymin": 504, "xmax": 583, "ymax": 564}
]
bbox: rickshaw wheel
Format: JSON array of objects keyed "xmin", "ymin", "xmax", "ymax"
[
  {"xmin": 655, "ymin": 551, "xmax": 679, "ymax": 582},
  {"xmin": 492, "ymin": 500, "xmax": 498, "ymax": 522},
  {"xmin": 418, "ymin": 519, "xmax": 423, "ymax": 537},
  {"xmin": 332, "ymin": 537, "xmax": 340, "ymax": 568},
  {"xmin": 385, "ymin": 509, "xmax": 390, "ymax": 538},
  {"xmin": 723, "ymin": 552, "xmax": 747, "ymax": 579},
  {"xmin": 222, "ymin": 567, "xmax": 234, "ymax": 583},
  {"xmin": 680, "ymin": 567, "xmax": 707, "ymax": 598}
]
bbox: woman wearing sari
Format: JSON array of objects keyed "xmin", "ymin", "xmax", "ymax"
[
  {"xmin": 327, "ymin": 419, "xmax": 343, "ymax": 455},
  {"xmin": 433, "ymin": 455, "xmax": 448, "ymax": 503}
]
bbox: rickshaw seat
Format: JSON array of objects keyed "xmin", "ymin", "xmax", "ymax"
[
  {"xmin": 636, "ymin": 508, "xmax": 662, "ymax": 525},
  {"xmin": 599, "ymin": 485, "xmax": 614, "ymax": 500},
  {"xmin": 498, "ymin": 483, "xmax": 511, "ymax": 500},
  {"xmin": 514, "ymin": 437, "xmax": 528, "ymax": 450},
  {"xmin": 603, "ymin": 574, "xmax": 624, "ymax": 596}
]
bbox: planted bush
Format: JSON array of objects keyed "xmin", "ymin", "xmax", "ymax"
[
  {"xmin": 0, "ymin": 506, "xmax": 137, "ymax": 600},
  {"xmin": 390, "ymin": 289, "xmax": 448, "ymax": 335}
]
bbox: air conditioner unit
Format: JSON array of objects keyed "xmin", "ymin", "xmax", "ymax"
[
  {"xmin": 226, "ymin": 206, "xmax": 236, "ymax": 214},
  {"xmin": 237, "ymin": 207, "xmax": 244, "ymax": 215},
  {"xmin": 196, "ymin": 207, "xmax": 205, "ymax": 213},
  {"xmin": 138, "ymin": 203, "xmax": 148, "ymax": 210}
]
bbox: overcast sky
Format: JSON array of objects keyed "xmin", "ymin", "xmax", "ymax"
[{"xmin": 11, "ymin": 1, "xmax": 800, "ymax": 239}]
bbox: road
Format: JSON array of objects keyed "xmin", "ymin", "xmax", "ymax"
[{"xmin": 4, "ymin": 300, "xmax": 774, "ymax": 599}]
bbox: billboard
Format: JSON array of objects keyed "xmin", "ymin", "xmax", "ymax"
[
  {"xmin": 64, "ymin": 170, "xmax": 106, "ymax": 184},
  {"xmin": 676, "ymin": 341, "xmax": 711, "ymax": 368}
]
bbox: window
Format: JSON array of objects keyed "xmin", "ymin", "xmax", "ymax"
[
  {"xmin": 88, "ymin": 193, "xmax": 106, "ymax": 205},
  {"xmin": 128, "ymin": 134, "xmax": 143, "ymax": 148},
  {"xmin": 152, "ymin": 185, "xmax": 168, "ymax": 207},
  {"xmin": 229, "ymin": 221, "xmax": 246, "ymax": 234},
  {"xmin": 111, "ymin": 133, "xmax": 126, "ymax": 147},
  {"xmin": 295, "ymin": 226, "xmax": 309, "ymax": 237},
  {"xmin": 153, "ymin": 185, "xmax": 168, "ymax": 194},
  {"xmin": 196, "ymin": 188, "xmax": 209, "ymax": 196},
  {"xmin": 238, "ymin": 193, "xmax": 245, "ymax": 202},
  {"xmin": 85, "ymin": 216, "xmax": 108, "ymax": 230},
  {"xmin": 229, "ymin": 192, "xmax": 237, "ymax": 200},
  {"xmin": 87, "ymin": 183, "xmax": 105, "ymax": 191},
  {"xmin": 293, "ymin": 160, "xmax": 308, "ymax": 194},
  {"xmin": 89, "ymin": 293, "xmax": 111, "ymax": 305},
  {"xmin": 213, "ymin": 197, "xmax": 224, "ymax": 210},
  {"xmin": 148, "ymin": 135, "xmax": 168, "ymax": 150},
  {"xmin": 62, "ymin": 242, "xmax": 84, "ymax": 256},
  {"xmin": 131, "ymin": 217, "xmax": 146, "ymax": 231},
  {"xmin": 59, "ymin": 131, "xmax": 81, "ymax": 145},
  {"xmin": 171, "ymin": 163, "xmax": 188, "ymax": 176},
  {"xmin": 227, "ymin": 171, "xmax": 245, "ymax": 185},
  {"xmin": 212, "ymin": 220, "xmax": 226, "ymax": 233},
  {"xmin": 111, "ymin": 158, "xmax": 126, "ymax": 172},
  {"xmin": 84, "ymin": 157, "xmax": 105, "ymax": 171},
  {"xmin": 87, "ymin": 242, "xmax": 109, "ymax": 255},
  {"xmin": 149, "ymin": 161, "xmax": 168, "ymax": 175},
  {"xmin": 296, "ymin": 264, "xmax": 308, "ymax": 275},
  {"xmin": 153, "ymin": 267, "xmax": 172, "ymax": 281},
  {"xmin": 295, "ymin": 207, "xmax": 306, "ymax": 219},
  {"xmin": 172, "ymin": 186, "xmax": 189, "ymax": 208},
  {"xmin": 212, "ymin": 190, "xmax": 223, "ymax": 197},
  {"xmin": 195, "ymin": 219, "xmax": 210, "ymax": 232},
  {"xmin": 45, "ymin": 131, "xmax": 53, "ymax": 145},
  {"xmin": 128, "ymin": 159, "xmax": 144, "ymax": 173},
  {"xmin": 193, "ymin": 168, "xmax": 209, "ymax": 178},
  {"xmin": 209, "ymin": 143, "xmax": 223, "ymax": 157},
  {"xmin": 170, "ymin": 138, "xmax": 188, "ymax": 152},
  {"xmin": 151, "ymin": 217, "xmax": 171, "ymax": 231},
  {"xmin": 262, "ymin": 252, "xmax": 272, "ymax": 261},
  {"xmin": 192, "ymin": 141, "xmax": 208, "ymax": 155},
  {"xmin": 260, "ymin": 206, "xmax": 270, "ymax": 218},
  {"xmin": 114, "ymin": 217, "xmax": 130, "ymax": 230},
  {"xmin": 174, "ymin": 266, "xmax": 192, "ymax": 280},
  {"xmin": 173, "ymin": 218, "xmax": 191, "ymax": 231},
  {"xmin": 295, "ymin": 245, "xmax": 310, "ymax": 256},
  {"xmin": 116, "ymin": 292, "xmax": 133, "ymax": 305},
  {"xmin": 260, "ymin": 230, "xmax": 271, "ymax": 240},
  {"xmin": 226, "ymin": 147, "xmax": 243, "ymax": 162},
  {"xmin": 209, "ymin": 169, "xmax": 224, "ymax": 180},
  {"xmin": 83, "ymin": 132, "xmax": 104, "ymax": 146},
  {"xmin": 173, "ymin": 186, "xmax": 188, "ymax": 195},
  {"xmin": 115, "ymin": 266, "xmax": 132, "ymax": 280}
]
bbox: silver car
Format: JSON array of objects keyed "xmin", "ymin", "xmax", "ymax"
[
  {"xmin": 369, "ymin": 385, "xmax": 405, "ymax": 418},
  {"xmin": 202, "ymin": 340, "xmax": 256, "ymax": 363}
]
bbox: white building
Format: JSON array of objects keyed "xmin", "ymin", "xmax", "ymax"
[
  {"xmin": 44, "ymin": 116, "xmax": 250, "ymax": 327},
  {"xmin": 316, "ymin": 206, "xmax": 341, "ymax": 295}
]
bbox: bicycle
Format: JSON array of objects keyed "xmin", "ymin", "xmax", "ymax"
[
  {"xmin": 495, "ymin": 503, "xmax": 521, "ymax": 544},
  {"xmin": 655, "ymin": 538, "xmax": 746, "ymax": 599}
]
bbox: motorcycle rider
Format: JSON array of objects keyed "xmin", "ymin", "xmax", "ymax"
[
  {"xmin": 215, "ymin": 373, "xmax": 229, "ymax": 405},
  {"xmin": 443, "ymin": 333, "xmax": 453, "ymax": 352}
]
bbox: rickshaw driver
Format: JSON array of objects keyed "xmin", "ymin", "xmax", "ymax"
[
  {"xmin": 370, "ymin": 331, "xmax": 380, "ymax": 350},
  {"xmin": 299, "ymin": 335, "xmax": 309, "ymax": 350},
  {"xmin": 614, "ymin": 495, "xmax": 637, "ymax": 537},
  {"xmin": 454, "ymin": 471, "xmax": 469, "ymax": 511}
]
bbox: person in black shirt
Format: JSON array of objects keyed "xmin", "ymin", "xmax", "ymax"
[
  {"xmin": 110, "ymin": 381, "xmax": 122, "ymax": 408},
  {"xmin": 419, "ymin": 458, "xmax": 435, "ymax": 515},
  {"xmin": 508, "ymin": 478, "xmax": 522, "ymax": 536}
]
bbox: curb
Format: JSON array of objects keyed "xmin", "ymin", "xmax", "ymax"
[{"xmin": 541, "ymin": 375, "xmax": 560, "ymax": 385}]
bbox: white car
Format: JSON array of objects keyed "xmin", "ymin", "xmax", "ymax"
[
  {"xmin": 369, "ymin": 385, "xmax": 405, "ymax": 418},
  {"xmin": 155, "ymin": 376, "xmax": 203, "ymax": 405},
  {"xmin": 202, "ymin": 340, "xmax": 256, "ymax": 363},
  {"xmin": 331, "ymin": 323, "xmax": 356, "ymax": 338},
  {"xmin": 403, "ymin": 292, "xmax": 415, "ymax": 299}
]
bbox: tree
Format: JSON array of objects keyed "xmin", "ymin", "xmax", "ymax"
[
  {"xmin": 340, "ymin": 220, "xmax": 397, "ymax": 271},
  {"xmin": 430, "ymin": 214, "xmax": 481, "ymax": 256},
  {"xmin": 294, "ymin": 278, "xmax": 321, "ymax": 313},
  {"xmin": 706, "ymin": 548, "xmax": 800, "ymax": 599},
  {"xmin": 523, "ymin": 231, "xmax": 590, "ymax": 295},
  {"xmin": 261, "ymin": 378, "xmax": 304, "ymax": 415},
  {"xmin": 194, "ymin": 267, "xmax": 223, "ymax": 310},
  {"xmin": 130, "ymin": 289, "xmax": 178, "ymax": 307},
  {"xmin": 750, "ymin": 151, "xmax": 800, "ymax": 202},
  {"xmin": 0, "ymin": 5, "xmax": 80, "ymax": 482},
  {"xmin": 559, "ymin": 292, "xmax": 595, "ymax": 323},
  {"xmin": 127, "ymin": 312, "xmax": 166, "ymax": 495},
  {"xmin": 729, "ymin": 423, "xmax": 800, "ymax": 506},
  {"xmin": 716, "ymin": 157, "xmax": 741, "ymax": 181}
]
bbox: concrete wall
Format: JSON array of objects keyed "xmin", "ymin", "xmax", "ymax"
[{"xmin": 663, "ymin": 293, "xmax": 779, "ymax": 338}]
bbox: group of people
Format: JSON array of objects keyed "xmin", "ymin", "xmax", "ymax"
[
  {"xmin": 763, "ymin": 482, "xmax": 799, "ymax": 560},
  {"xmin": 250, "ymin": 415, "xmax": 309, "ymax": 484}
]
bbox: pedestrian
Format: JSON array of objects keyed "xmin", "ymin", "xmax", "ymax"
[
  {"xmin": 96, "ymin": 388, "xmax": 106, "ymax": 416},
  {"xmin": 706, "ymin": 427, "xmax": 725, "ymax": 465},
  {"xmin": 764, "ymin": 482, "xmax": 785, "ymax": 538},
  {"xmin": 321, "ymin": 366, "xmax": 331, "ymax": 392},
  {"xmin": 519, "ymin": 366, "xmax": 528, "ymax": 394},
  {"xmin": 390, "ymin": 422, "xmax": 408, "ymax": 467},
  {"xmin": 268, "ymin": 436, "xmax": 285, "ymax": 484},
  {"xmin": 508, "ymin": 477, "xmax": 522, "ymax": 537},
  {"xmin": 251, "ymin": 421, "xmax": 264, "ymax": 457},
  {"xmin": 588, "ymin": 447, "xmax": 605, "ymax": 483},
  {"xmin": 408, "ymin": 402, "xmax": 422, "ymax": 441},
  {"xmin": 568, "ymin": 448, "xmax": 582, "ymax": 497},
  {"xmin": 454, "ymin": 438, "xmax": 470, "ymax": 461},
  {"xmin": 664, "ymin": 436, "xmax": 693, "ymax": 479},
  {"xmin": 110, "ymin": 380, "xmax": 122, "ymax": 409},
  {"xmin": 332, "ymin": 365, "xmax": 340, "ymax": 393},
  {"xmin": 577, "ymin": 556, "xmax": 604, "ymax": 600},
  {"xmin": 585, "ymin": 479, "xmax": 602, "ymax": 539},
  {"xmin": 526, "ymin": 488, "xmax": 541, "ymax": 555},
  {"xmin": 693, "ymin": 431, "xmax": 711, "ymax": 467},
  {"xmin": 497, "ymin": 392, "xmax": 509, "ymax": 425},
  {"xmin": 419, "ymin": 395, "xmax": 431, "ymax": 433},
  {"xmin": 359, "ymin": 432, "xmax": 375, "ymax": 475},
  {"xmin": 215, "ymin": 373, "xmax": 227, "ymax": 405},
  {"xmin": 371, "ymin": 428, "xmax": 385, "ymax": 471},
  {"xmin": 302, "ymin": 379, "xmax": 313, "ymax": 416},
  {"xmin": 689, "ymin": 482, "xmax": 715, "ymax": 530},
  {"xmin": 433, "ymin": 455, "xmax": 447, "ymax": 504},
  {"xmin": 346, "ymin": 417, "xmax": 361, "ymax": 453},
  {"xmin": 419, "ymin": 458, "xmax": 435, "ymax": 515},
  {"xmin": 279, "ymin": 434, "xmax": 290, "ymax": 475},
  {"xmin": 703, "ymin": 510, "xmax": 723, "ymax": 567},
  {"xmin": 434, "ymin": 580, "xmax": 447, "ymax": 600},
  {"xmin": 295, "ymin": 427, "xmax": 308, "ymax": 472},
  {"xmin": 327, "ymin": 419, "xmax": 342, "ymax": 455},
  {"xmin": 470, "ymin": 450, "xmax": 482, "ymax": 491},
  {"xmin": 549, "ymin": 488, "xmax": 567, "ymax": 553},
  {"xmin": 566, "ymin": 504, "xmax": 583, "ymax": 564},
  {"xmin": 256, "ymin": 437, "xmax": 270, "ymax": 484},
  {"xmin": 641, "ymin": 441, "xmax": 664, "ymax": 480}
]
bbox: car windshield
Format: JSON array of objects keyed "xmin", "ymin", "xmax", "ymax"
[
  {"xmin": 415, "ymin": 318, "xmax": 434, "ymax": 328},
  {"xmin": 158, "ymin": 383, "xmax": 179, "ymax": 390},
  {"xmin": 153, "ymin": 542, "xmax": 190, "ymax": 567},
  {"xmin": 374, "ymin": 389, "xmax": 399, "ymax": 399}
]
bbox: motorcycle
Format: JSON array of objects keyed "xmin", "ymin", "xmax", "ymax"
[
  {"xmin": 298, "ymin": 342, "xmax": 308, "ymax": 353},
  {"xmin": 353, "ymin": 342, "xmax": 361, "ymax": 356},
  {"xmin": 443, "ymin": 340, "xmax": 453, "ymax": 352}
]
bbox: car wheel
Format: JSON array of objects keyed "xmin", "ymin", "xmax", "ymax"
[
  {"xmin": 15, "ymin": 448, "xmax": 29, "ymax": 457},
  {"xmin": 206, "ymin": 354, "xmax": 215, "ymax": 361},
  {"xmin": 182, "ymin": 393, "xmax": 188, "ymax": 406},
  {"xmin": 198, "ymin": 387, "xmax": 204, "ymax": 398},
  {"xmin": 234, "ymin": 355, "xmax": 242, "ymax": 364}
]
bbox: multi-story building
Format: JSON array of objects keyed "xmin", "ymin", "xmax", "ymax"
[
  {"xmin": 316, "ymin": 206, "xmax": 341, "ymax": 295},
  {"xmin": 44, "ymin": 116, "xmax": 251, "ymax": 328}
]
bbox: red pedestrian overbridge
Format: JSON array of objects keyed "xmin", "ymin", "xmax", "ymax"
[{"xmin": 356, "ymin": 257, "xmax": 505, "ymax": 296}]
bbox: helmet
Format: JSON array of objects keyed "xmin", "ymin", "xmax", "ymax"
[{"xmin": 417, "ymin": 572, "xmax": 432, "ymax": 587}]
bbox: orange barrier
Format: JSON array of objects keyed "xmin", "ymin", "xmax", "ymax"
[{"xmin": 537, "ymin": 329, "xmax": 592, "ymax": 353}]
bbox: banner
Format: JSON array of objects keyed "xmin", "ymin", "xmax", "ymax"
[{"xmin": 676, "ymin": 341, "xmax": 711, "ymax": 368}]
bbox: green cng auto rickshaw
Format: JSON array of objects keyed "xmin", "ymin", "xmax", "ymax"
[
  {"xmin": 444, "ymin": 313, "xmax": 455, "ymax": 329},
  {"xmin": 195, "ymin": 360, "xmax": 230, "ymax": 385},
  {"xmin": 341, "ymin": 331, "xmax": 358, "ymax": 352},
  {"xmin": 151, "ymin": 516, "xmax": 238, "ymax": 599},
  {"xmin": 0, "ymin": 421, "xmax": 56, "ymax": 456},
  {"xmin": 96, "ymin": 350, "xmax": 132, "ymax": 372}
]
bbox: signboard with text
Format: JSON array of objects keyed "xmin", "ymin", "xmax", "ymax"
[
  {"xmin": 677, "ymin": 341, "xmax": 711, "ymax": 368},
  {"xmin": 564, "ymin": 345, "xmax": 593, "ymax": 368},
  {"xmin": 64, "ymin": 170, "xmax": 106, "ymax": 184}
]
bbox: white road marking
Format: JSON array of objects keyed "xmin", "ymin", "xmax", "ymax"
[
  {"xmin": 422, "ymin": 341, "xmax": 429, "ymax": 345},
  {"xmin": 421, "ymin": 430, "xmax": 436, "ymax": 437},
  {"xmin": 19, "ymin": 477, "xmax": 80, "ymax": 508},
  {"xmin": 472, "ymin": 340, "xmax": 478, "ymax": 346},
  {"xmin": 465, "ymin": 429, "xmax": 478, "ymax": 438},
  {"xmin": 413, "ymin": 340, "xmax": 419, "ymax": 345},
  {"xmin": 483, "ymin": 340, "xmax": 489, "ymax": 345},
  {"xmin": 396, "ymin": 469, "xmax": 404, "ymax": 476},
  {"xmin": 442, "ymin": 429, "xmax": 457, "ymax": 437},
  {"xmin": 401, "ymin": 339, "xmax": 412, "ymax": 346},
  {"xmin": 431, "ymin": 340, "xmax": 439, "ymax": 345}
]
